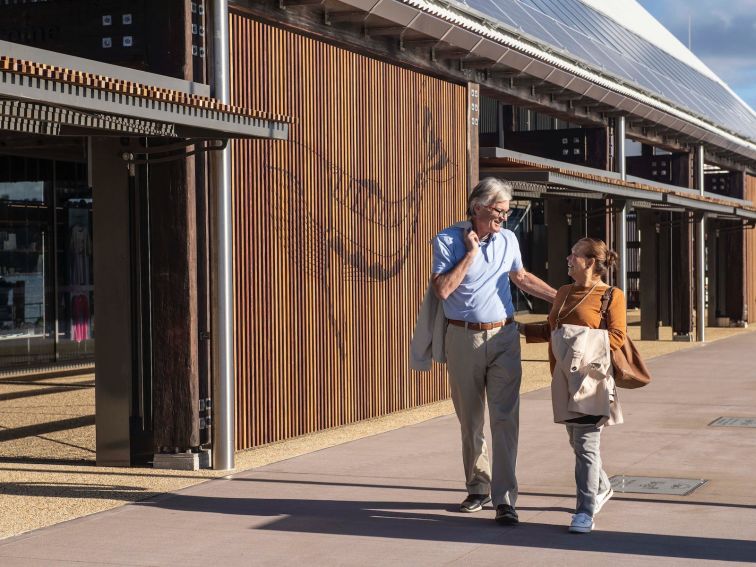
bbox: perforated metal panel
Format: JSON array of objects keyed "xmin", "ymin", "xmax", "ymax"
[
  {"xmin": 610, "ymin": 475, "xmax": 707, "ymax": 496},
  {"xmin": 709, "ymin": 417, "xmax": 756, "ymax": 428}
]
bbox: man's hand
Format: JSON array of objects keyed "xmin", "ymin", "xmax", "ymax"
[
  {"xmin": 432, "ymin": 232, "xmax": 479, "ymax": 300},
  {"xmin": 464, "ymin": 229, "xmax": 480, "ymax": 257}
]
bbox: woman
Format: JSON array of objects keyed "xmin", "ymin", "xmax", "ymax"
[{"xmin": 522, "ymin": 237, "xmax": 626, "ymax": 534}]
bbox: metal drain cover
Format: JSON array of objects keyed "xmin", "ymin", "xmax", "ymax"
[
  {"xmin": 609, "ymin": 476, "xmax": 706, "ymax": 496},
  {"xmin": 709, "ymin": 417, "xmax": 756, "ymax": 428}
]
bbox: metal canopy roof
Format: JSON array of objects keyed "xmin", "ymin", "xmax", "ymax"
[
  {"xmin": 0, "ymin": 99, "xmax": 177, "ymax": 137},
  {"xmin": 0, "ymin": 42, "xmax": 290, "ymax": 141},
  {"xmin": 339, "ymin": 0, "xmax": 755, "ymax": 162},
  {"xmin": 487, "ymin": 168, "xmax": 665, "ymax": 202},
  {"xmin": 456, "ymin": 0, "xmax": 756, "ymax": 143},
  {"xmin": 480, "ymin": 147, "xmax": 756, "ymax": 218}
]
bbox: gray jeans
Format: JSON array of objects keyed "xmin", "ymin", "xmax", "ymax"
[
  {"xmin": 566, "ymin": 423, "xmax": 611, "ymax": 516},
  {"xmin": 445, "ymin": 323, "xmax": 522, "ymax": 507}
]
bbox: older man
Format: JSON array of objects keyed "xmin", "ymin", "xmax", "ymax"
[{"xmin": 432, "ymin": 177, "xmax": 556, "ymax": 524}]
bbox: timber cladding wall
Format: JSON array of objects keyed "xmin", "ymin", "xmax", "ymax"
[
  {"xmin": 229, "ymin": 13, "xmax": 467, "ymax": 449},
  {"xmin": 746, "ymin": 175, "xmax": 756, "ymax": 324}
]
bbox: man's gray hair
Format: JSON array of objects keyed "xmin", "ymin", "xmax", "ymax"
[{"xmin": 467, "ymin": 177, "xmax": 513, "ymax": 216}]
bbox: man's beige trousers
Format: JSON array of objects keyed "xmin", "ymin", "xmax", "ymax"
[{"xmin": 446, "ymin": 322, "xmax": 522, "ymax": 508}]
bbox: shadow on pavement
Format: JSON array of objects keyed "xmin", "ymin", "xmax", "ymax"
[
  {"xmin": 230, "ymin": 477, "xmax": 756, "ymax": 511},
  {"xmin": 0, "ymin": 456, "xmax": 94, "ymax": 466},
  {"xmin": 135, "ymin": 494, "xmax": 756, "ymax": 563},
  {"xmin": 0, "ymin": 415, "xmax": 95, "ymax": 443},
  {"xmin": 0, "ymin": 481, "xmax": 155, "ymax": 501}
]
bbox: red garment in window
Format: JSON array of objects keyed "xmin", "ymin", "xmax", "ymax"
[{"xmin": 72, "ymin": 293, "xmax": 89, "ymax": 342}]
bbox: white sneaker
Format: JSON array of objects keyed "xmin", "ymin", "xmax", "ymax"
[
  {"xmin": 594, "ymin": 486, "xmax": 614, "ymax": 515},
  {"xmin": 569, "ymin": 512, "xmax": 594, "ymax": 533}
]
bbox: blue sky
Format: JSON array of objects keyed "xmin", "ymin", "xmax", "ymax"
[{"xmin": 639, "ymin": 0, "xmax": 756, "ymax": 110}]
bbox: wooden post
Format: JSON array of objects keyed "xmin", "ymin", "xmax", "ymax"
[
  {"xmin": 467, "ymin": 82, "xmax": 480, "ymax": 191},
  {"xmin": 529, "ymin": 201, "xmax": 550, "ymax": 315},
  {"xmin": 672, "ymin": 212, "xmax": 694, "ymax": 339},
  {"xmin": 638, "ymin": 210, "xmax": 659, "ymax": 340},
  {"xmin": 732, "ymin": 171, "xmax": 747, "ymax": 199},
  {"xmin": 665, "ymin": 147, "xmax": 694, "ymax": 339},
  {"xmin": 708, "ymin": 220, "xmax": 719, "ymax": 327},
  {"xmin": 150, "ymin": 154, "xmax": 200, "ymax": 450},
  {"xmin": 569, "ymin": 199, "xmax": 585, "ymax": 243},
  {"xmin": 586, "ymin": 199, "xmax": 608, "ymax": 243},
  {"xmin": 585, "ymin": 127, "xmax": 610, "ymax": 170},
  {"xmin": 499, "ymin": 103, "xmax": 514, "ymax": 147},
  {"xmin": 724, "ymin": 223, "xmax": 747, "ymax": 324},
  {"xmin": 147, "ymin": 0, "xmax": 200, "ymax": 452},
  {"xmin": 546, "ymin": 197, "xmax": 570, "ymax": 289},
  {"xmin": 658, "ymin": 212, "xmax": 672, "ymax": 326}
]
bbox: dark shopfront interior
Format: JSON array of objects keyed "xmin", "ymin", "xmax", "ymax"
[{"xmin": 0, "ymin": 140, "xmax": 94, "ymax": 370}]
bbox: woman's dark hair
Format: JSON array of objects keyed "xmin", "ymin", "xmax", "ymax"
[{"xmin": 575, "ymin": 237, "xmax": 618, "ymax": 279}]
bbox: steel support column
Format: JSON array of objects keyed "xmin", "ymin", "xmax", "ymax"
[
  {"xmin": 211, "ymin": 0, "xmax": 235, "ymax": 470},
  {"xmin": 614, "ymin": 116, "xmax": 627, "ymax": 291},
  {"xmin": 695, "ymin": 144, "xmax": 706, "ymax": 342}
]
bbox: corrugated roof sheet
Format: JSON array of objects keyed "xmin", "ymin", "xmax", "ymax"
[{"xmin": 452, "ymin": 0, "xmax": 756, "ymax": 142}]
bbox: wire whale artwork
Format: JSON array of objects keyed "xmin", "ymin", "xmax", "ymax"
[{"xmin": 266, "ymin": 106, "xmax": 458, "ymax": 356}]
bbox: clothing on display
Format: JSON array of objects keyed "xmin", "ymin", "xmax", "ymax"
[
  {"xmin": 68, "ymin": 223, "xmax": 91, "ymax": 286},
  {"xmin": 71, "ymin": 293, "xmax": 90, "ymax": 342},
  {"xmin": 66, "ymin": 205, "xmax": 93, "ymax": 342}
]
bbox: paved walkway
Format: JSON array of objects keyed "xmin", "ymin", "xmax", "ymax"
[{"xmin": 1, "ymin": 333, "xmax": 756, "ymax": 566}]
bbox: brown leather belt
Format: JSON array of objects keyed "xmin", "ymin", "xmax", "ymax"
[{"xmin": 448, "ymin": 317, "xmax": 515, "ymax": 331}]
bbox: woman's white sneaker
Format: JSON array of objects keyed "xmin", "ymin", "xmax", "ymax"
[
  {"xmin": 594, "ymin": 486, "xmax": 614, "ymax": 515},
  {"xmin": 569, "ymin": 513, "xmax": 594, "ymax": 533}
]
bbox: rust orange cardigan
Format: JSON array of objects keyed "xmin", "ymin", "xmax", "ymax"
[{"xmin": 525, "ymin": 283, "xmax": 627, "ymax": 375}]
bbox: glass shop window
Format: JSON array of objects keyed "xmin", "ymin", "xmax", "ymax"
[
  {"xmin": 55, "ymin": 160, "xmax": 94, "ymax": 360},
  {"xmin": 0, "ymin": 156, "xmax": 54, "ymax": 365}
]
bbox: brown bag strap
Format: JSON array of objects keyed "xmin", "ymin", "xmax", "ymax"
[{"xmin": 599, "ymin": 286, "xmax": 615, "ymax": 330}]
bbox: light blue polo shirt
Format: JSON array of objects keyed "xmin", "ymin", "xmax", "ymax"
[{"xmin": 432, "ymin": 225, "xmax": 523, "ymax": 322}]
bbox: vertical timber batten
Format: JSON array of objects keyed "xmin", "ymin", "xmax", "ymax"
[
  {"xmin": 229, "ymin": 14, "xmax": 467, "ymax": 449},
  {"xmin": 746, "ymin": 174, "xmax": 756, "ymax": 325}
]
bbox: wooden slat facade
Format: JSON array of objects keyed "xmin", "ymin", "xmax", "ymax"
[
  {"xmin": 746, "ymin": 175, "xmax": 756, "ymax": 324},
  {"xmin": 229, "ymin": 14, "xmax": 467, "ymax": 449}
]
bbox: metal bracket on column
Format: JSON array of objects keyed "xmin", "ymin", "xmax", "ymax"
[{"xmin": 120, "ymin": 138, "xmax": 228, "ymax": 165}]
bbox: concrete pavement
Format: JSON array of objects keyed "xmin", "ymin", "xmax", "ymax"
[{"xmin": 1, "ymin": 332, "xmax": 755, "ymax": 566}]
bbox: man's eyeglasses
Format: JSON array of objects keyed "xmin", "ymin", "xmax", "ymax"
[{"xmin": 486, "ymin": 205, "xmax": 511, "ymax": 219}]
